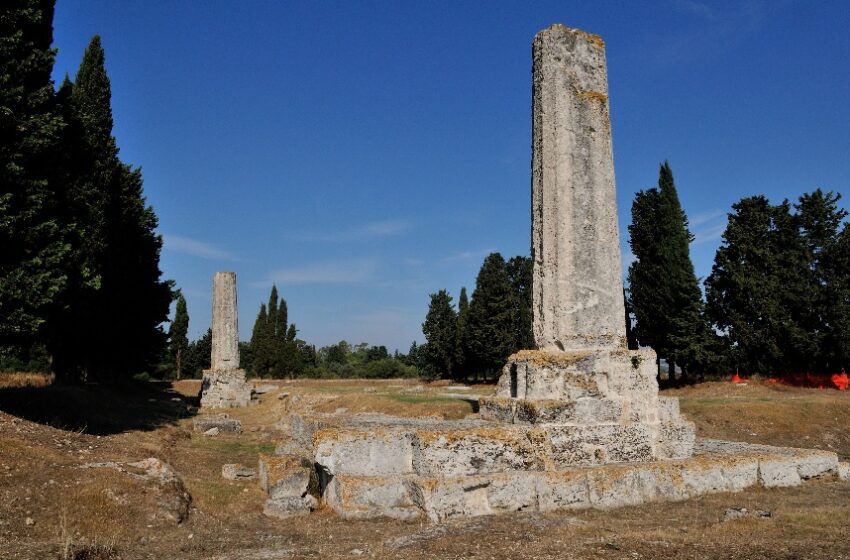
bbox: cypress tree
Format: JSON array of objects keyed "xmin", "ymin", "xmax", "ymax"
[
  {"xmin": 168, "ymin": 292, "xmax": 189, "ymax": 379},
  {"xmin": 64, "ymin": 35, "xmax": 171, "ymax": 379},
  {"xmin": 0, "ymin": 0, "xmax": 69, "ymax": 350},
  {"xmin": 466, "ymin": 253, "xmax": 516, "ymax": 379},
  {"xmin": 249, "ymin": 303, "xmax": 269, "ymax": 377},
  {"xmin": 454, "ymin": 287, "xmax": 470, "ymax": 379},
  {"xmin": 506, "ymin": 256, "xmax": 533, "ymax": 351},
  {"xmin": 422, "ymin": 290, "xmax": 457, "ymax": 378},
  {"xmin": 628, "ymin": 162, "xmax": 712, "ymax": 378}
]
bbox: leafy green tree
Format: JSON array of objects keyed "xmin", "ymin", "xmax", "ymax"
[
  {"xmin": 466, "ymin": 253, "xmax": 516, "ymax": 379},
  {"xmin": 706, "ymin": 196, "xmax": 806, "ymax": 375},
  {"xmin": 627, "ymin": 162, "xmax": 713, "ymax": 378},
  {"xmin": 796, "ymin": 190, "xmax": 850, "ymax": 371},
  {"xmin": 0, "ymin": 0, "xmax": 69, "ymax": 351},
  {"xmin": 422, "ymin": 290, "xmax": 457, "ymax": 378},
  {"xmin": 168, "ymin": 292, "xmax": 189, "ymax": 379}
]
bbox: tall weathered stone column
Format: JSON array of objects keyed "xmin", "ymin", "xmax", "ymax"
[
  {"xmin": 210, "ymin": 272, "xmax": 240, "ymax": 370},
  {"xmin": 480, "ymin": 24, "xmax": 694, "ymax": 461},
  {"xmin": 201, "ymin": 272, "xmax": 251, "ymax": 408},
  {"xmin": 531, "ymin": 24, "xmax": 626, "ymax": 352}
]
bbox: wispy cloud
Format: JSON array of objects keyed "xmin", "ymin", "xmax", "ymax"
[
  {"xmin": 162, "ymin": 234, "xmax": 236, "ymax": 261},
  {"xmin": 689, "ymin": 209, "xmax": 725, "ymax": 227},
  {"xmin": 290, "ymin": 220, "xmax": 414, "ymax": 242},
  {"xmin": 441, "ymin": 248, "xmax": 495, "ymax": 264},
  {"xmin": 692, "ymin": 222, "xmax": 727, "ymax": 245},
  {"xmin": 258, "ymin": 258, "xmax": 378, "ymax": 285}
]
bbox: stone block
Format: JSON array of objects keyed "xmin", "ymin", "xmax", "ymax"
[
  {"xmin": 412, "ymin": 428, "xmax": 544, "ymax": 476},
  {"xmin": 758, "ymin": 458, "xmax": 802, "ymax": 488},
  {"xmin": 200, "ymin": 368, "xmax": 251, "ymax": 409},
  {"xmin": 325, "ymin": 476, "xmax": 421, "ymax": 521},
  {"xmin": 221, "ymin": 463, "xmax": 257, "ymax": 480},
  {"xmin": 193, "ymin": 413, "xmax": 242, "ymax": 433},
  {"xmin": 263, "ymin": 495, "xmax": 317, "ymax": 519},
  {"xmin": 791, "ymin": 450, "xmax": 839, "ymax": 479},
  {"xmin": 838, "ymin": 462, "xmax": 850, "ymax": 481},
  {"xmin": 680, "ymin": 456, "xmax": 759, "ymax": 494},
  {"xmin": 313, "ymin": 428, "xmax": 414, "ymax": 476},
  {"xmin": 535, "ymin": 471, "xmax": 590, "ymax": 511},
  {"xmin": 258, "ymin": 454, "xmax": 317, "ymax": 501},
  {"xmin": 654, "ymin": 421, "xmax": 696, "ymax": 459},
  {"xmin": 548, "ymin": 424, "xmax": 655, "ymax": 467}
]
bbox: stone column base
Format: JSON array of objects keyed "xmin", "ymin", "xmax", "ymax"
[
  {"xmin": 478, "ymin": 348, "xmax": 695, "ymax": 460},
  {"xmin": 200, "ymin": 368, "xmax": 251, "ymax": 409}
]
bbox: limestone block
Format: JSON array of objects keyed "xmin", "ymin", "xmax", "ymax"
[
  {"xmin": 478, "ymin": 397, "xmax": 516, "ymax": 423},
  {"xmin": 791, "ymin": 450, "xmax": 840, "ymax": 479},
  {"xmin": 193, "ymin": 413, "xmax": 242, "ymax": 433},
  {"xmin": 658, "ymin": 396, "xmax": 682, "ymax": 422},
  {"xmin": 263, "ymin": 495, "xmax": 317, "ymax": 519},
  {"xmin": 838, "ymin": 462, "xmax": 850, "ymax": 481},
  {"xmin": 587, "ymin": 465, "xmax": 665, "ymax": 507},
  {"xmin": 654, "ymin": 421, "xmax": 696, "ymax": 460},
  {"xmin": 411, "ymin": 428, "xmax": 544, "ymax": 477},
  {"xmin": 258, "ymin": 454, "xmax": 317, "ymax": 501},
  {"xmin": 313, "ymin": 428, "xmax": 414, "ymax": 476},
  {"xmin": 200, "ymin": 368, "xmax": 251, "ymax": 409},
  {"xmin": 485, "ymin": 474, "xmax": 539, "ymax": 513},
  {"xmin": 221, "ymin": 463, "xmax": 257, "ymax": 480},
  {"xmin": 412, "ymin": 476, "xmax": 494, "ymax": 522},
  {"xmin": 535, "ymin": 471, "xmax": 590, "ymax": 512},
  {"xmin": 680, "ymin": 456, "xmax": 759, "ymax": 495},
  {"xmin": 758, "ymin": 458, "xmax": 802, "ymax": 488},
  {"xmin": 325, "ymin": 476, "xmax": 421, "ymax": 521},
  {"xmin": 548, "ymin": 424, "xmax": 655, "ymax": 467}
]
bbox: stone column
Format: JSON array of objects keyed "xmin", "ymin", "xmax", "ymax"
[
  {"xmin": 200, "ymin": 272, "xmax": 250, "ymax": 408},
  {"xmin": 531, "ymin": 24, "xmax": 627, "ymax": 352},
  {"xmin": 211, "ymin": 272, "xmax": 240, "ymax": 369}
]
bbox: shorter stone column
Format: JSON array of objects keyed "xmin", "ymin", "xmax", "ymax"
[{"xmin": 200, "ymin": 272, "xmax": 251, "ymax": 408}]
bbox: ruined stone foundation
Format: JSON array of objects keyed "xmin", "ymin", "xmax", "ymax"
[{"xmin": 200, "ymin": 368, "xmax": 251, "ymax": 409}]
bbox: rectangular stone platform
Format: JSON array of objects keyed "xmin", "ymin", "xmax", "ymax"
[{"xmin": 322, "ymin": 439, "xmax": 846, "ymax": 522}]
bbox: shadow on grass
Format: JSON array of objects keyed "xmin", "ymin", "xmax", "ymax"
[{"xmin": 0, "ymin": 380, "xmax": 197, "ymax": 435}]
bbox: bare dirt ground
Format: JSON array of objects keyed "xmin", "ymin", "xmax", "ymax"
[{"xmin": 2, "ymin": 373, "xmax": 850, "ymax": 559}]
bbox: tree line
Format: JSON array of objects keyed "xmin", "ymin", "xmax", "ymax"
[
  {"xmin": 628, "ymin": 162, "xmax": 849, "ymax": 379},
  {"xmin": 1, "ymin": 1, "xmax": 171, "ymax": 382},
  {"xmin": 168, "ymin": 285, "xmax": 419, "ymax": 380},
  {"xmin": 420, "ymin": 254, "xmax": 532, "ymax": 381}
]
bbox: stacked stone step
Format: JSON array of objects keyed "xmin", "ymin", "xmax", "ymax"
[
  {"xmin": 479, "ymin": 348, "xmax": 695, "ymax": 462},
  {"xmin": 320, "ymin": 439, "xmax": 845, "ymax": 522}
]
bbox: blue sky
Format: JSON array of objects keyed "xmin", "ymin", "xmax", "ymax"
[{"xmin": 51, "ymin": 1, "xmax": 850, "ymax": 351}]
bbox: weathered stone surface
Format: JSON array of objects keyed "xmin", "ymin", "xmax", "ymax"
[
  {"xmin": 263, "ymin": 495, "xmax": 317, "ymax": 519},
  {"xmin": 221, "ymin": 463, "xmax": 257, "ymax": 480},
  {"xmin": 211, "ymin": 271, "xmax": 239, "ymax": 369},
  {"xmin": 200, "ymin": 272, "xmax": 251, "ymax": 408},
  {"xmin": 531, "ymin": 24, "xmax": 625, "ymax": 352},
  {"xmin": 193, "ymin": 413, "xmax": 242, "ymax": 433},
  {"xmin": 322, "ymin": 440, "xmax": 840, "ymax": 522},
  {"xmin": 258, "ymin": 454, "xmax": 318, "ymax": 501}
]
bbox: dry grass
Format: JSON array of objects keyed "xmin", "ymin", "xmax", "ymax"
[
  {"xmin": 0, "ymin": 371, "xmax": 53, "ymax": 388},
  {"xmin": 2, "ymin": 377, "xmax": 850, "ymax": 559}
]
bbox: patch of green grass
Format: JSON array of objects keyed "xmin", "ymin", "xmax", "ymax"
[
  {"xmin": 188, "ymin": 436, "xmax": 274, "ymax": 456},
  {"xmin": 385, "ymin": 393, "xmax": 474, "ymax": 407},
  {"xmin": 187, "ymin": 478, "xmax": 248, "ymax": 509}
]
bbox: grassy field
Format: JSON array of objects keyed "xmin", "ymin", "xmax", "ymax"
[{"xmin": 1, "ymin": 374, "xmax": 849, "ymax": 559}]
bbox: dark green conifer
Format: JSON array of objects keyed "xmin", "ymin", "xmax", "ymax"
[
  {"xmin": 422, "ymin": 290, "xmax": 457, "ymax": 378},
  {"xmin": 168, "ymin": 292, "xmax": 189, "ymax": 379},
  {"xmin": 466, "ymin": 253, "xmax": 516, "ymax": 379}
]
